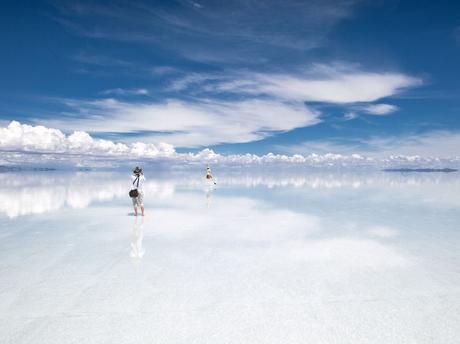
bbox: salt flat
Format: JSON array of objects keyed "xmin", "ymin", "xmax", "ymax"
[{"xmin": 0, "ymin": 171, "xmax": 459, "ymax": 343}]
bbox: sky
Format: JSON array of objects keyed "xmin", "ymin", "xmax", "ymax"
[{"xmin": 0, "ymin": 0, "xmax": 460, "ymax": 162}]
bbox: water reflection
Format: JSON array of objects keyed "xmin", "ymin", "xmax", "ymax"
[
  {"xmin": 1, "ymin": 171, "xmax": 459, "ymax": 343},
  {"xmin": 130, "ymin": 216, "xmax": 145, "ymax": 259},
  {"xmin": 0, "ymin": 171, "xmax": 459, "ymax": 218},
  {"xmin": 205, "ymin": 184, "xmax": 216, "ymax": 208},
  {"xmin": 0, "ymin": 172, "xmax": 175, "ymax": 218}
]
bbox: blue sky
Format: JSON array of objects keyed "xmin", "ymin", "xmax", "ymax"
[{"xmin": 1, "ymin": 0, "xmax": 460, "ymax": 158}]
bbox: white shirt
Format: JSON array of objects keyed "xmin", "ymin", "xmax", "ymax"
[{"xmin": 131, "ymin": 175, "xmax": 145, "ymax": 193}]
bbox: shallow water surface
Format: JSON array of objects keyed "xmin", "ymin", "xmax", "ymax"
[{"xmin": 0, "ymin": 171, "xmax": 459, "ymax": 343}]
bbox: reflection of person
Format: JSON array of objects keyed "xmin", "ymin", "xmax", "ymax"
[
  {"xmin": 205, "ymin": 187, "xmax": 214, "ymax": 208},
  {"xmin": 130, "ymin": 166, "xmax": 145, "ymax": 216},
  {"xmin": 130, "ymin": 215, "xmax": 145, "ymax": 259}
]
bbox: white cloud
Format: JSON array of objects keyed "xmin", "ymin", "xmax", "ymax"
[
  {"xmin": 344, "ymin": 112, "xmax": 358, "ymax": 121},
  {"xmin": 47, "ymin": 98, "xmax": 320, "ymax": 147},
  {"xmin": 44, "ymin": 63, "xmax": 421, "ymax": 147},
  {"xmin": 2, "ymin": 122, "xmax": 458, "ymax": 168},
  {"xmin": 0, "ymin": 121, "xmax": 175, "ymax": 157},
  {"xmin": 192, "ymin": 64, "xmax": 422, "ymax": 104},
  {"xmin": 363, "ymin": 103, "xmax": 398, "ymax": 115},
  {"xmin": 101, "ymin": 88, "xmax": 149, "ymax": 96},
  {"xmin": 367, "ymin": 226, "xmax": 399, "ymax": 238},
  {"xmin": 364, "ymin": 131, "xmax": 460, "ymax": 158},
  {"xmin": 343, "ymin": 103, "xmax": 398, "ymax": 120},
  {"xmin": 282, "ymin": 130, "xmax": 460, "ymax": 160},
  {"xmin": 167, "ymin": 73, "xmax": 219, "ymax": 91}
]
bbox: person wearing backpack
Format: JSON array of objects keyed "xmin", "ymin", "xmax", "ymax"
[{"xmin": 129, "ymin": 166, "xmax": 145, "ymax": 216}]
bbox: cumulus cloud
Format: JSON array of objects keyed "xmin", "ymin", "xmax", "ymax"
[
  {"xmin": 2, "ymin": 122, "xmax": 458, "ymax": 168},
  {"xmin": 0, "ymin": 121, "xmax": 364, "ymax": 166},
  {"xmin": 0, "ymin": 121, "xmax": 175, "ymax": 157}
]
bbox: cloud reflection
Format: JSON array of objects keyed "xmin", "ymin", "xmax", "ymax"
[
  {"xmin": 0, "ymin": 173, "xmax": 174, "ymax": 218},
  {"xmin": 1, "ymin": 171, "xmax": 458, "ymax": 342},
  {"xmin": 0, "ymin": 171, "xmax": 459, "ymax": 218},
  {"xmin": 138, "ymin": 191, "xmax": 412, "ymax": 272}
]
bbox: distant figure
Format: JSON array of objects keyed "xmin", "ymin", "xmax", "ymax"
[
  {"xmin": 130, "ymin": 166, "xmax": 145, "ymax": 216},
  {"xmin": 206, "ymin": 165, "xmax": 216, "ymax": 185}
]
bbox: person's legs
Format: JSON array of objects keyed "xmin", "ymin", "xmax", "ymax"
[
  {"xmin": 132, "ymin": 197, "xmax": 138, "ymax": 216},
  {"xmin": 138, "ymin": 193, "xmax": 144, "ymax": 216}
]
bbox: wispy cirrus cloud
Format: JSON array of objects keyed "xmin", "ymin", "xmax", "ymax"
[
  {"xmin": 177, "ymin": 63, "xmax": 421, "ymax": 103},
  {"xmin": 71, "ymin": 52, "xmax": 132, "ymax": 67},
  {"xmin": 52, "ymin": 0, "xmax": 365, "ymax": 65},
  {"xmin": 45, "ymin": 2, "xmax": 423, "ymax": 150},
  {"xmin": 38, "ymin": 63, "xmax": 420, "ymax": 147},
  {"xmin": 100, "ymin": 88, "xmax": 149, "ymax": 96},
  {"xmin": 343, "ymin": 112, "xmax": 359, "ymax": 121},
  {"xmin": 150, "ymin": 66, "xmax": 178, "ymax": 75},
  {"xmin": 52, "ymin": 97, "xmax": 320, "ymax": 147},
  {"xmin": 343, "ymin": 103, "xmax": 399, "ymax": 120},
  {"xmin": 362, "ymin": 103, "xmax": 398, "ymax": 115}
]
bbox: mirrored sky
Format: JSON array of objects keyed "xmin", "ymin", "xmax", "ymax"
[{"xmin": 0, "ymin": 171, "xmax": 459, "ymax": 343}]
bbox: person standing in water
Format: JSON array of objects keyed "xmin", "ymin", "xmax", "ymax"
[
  {"xmin": 206, "ymin": 165, "xmax": 216, "ymax": 184},
  {"xmin": 130, "ymin": 166, "xmax": 145, "ymax": 216}
]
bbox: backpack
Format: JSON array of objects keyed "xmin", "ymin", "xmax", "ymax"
[{"xmin": 129, "ymin": 176, "xmax": 140, "ymax": 198}]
